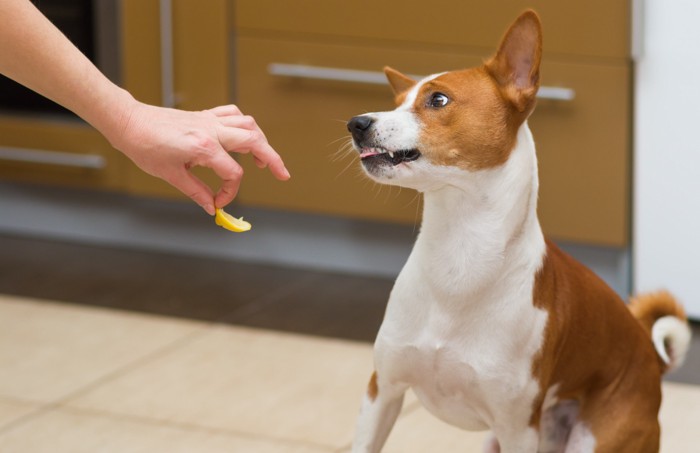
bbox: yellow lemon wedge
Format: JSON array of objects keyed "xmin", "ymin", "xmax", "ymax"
[{"xmin": 215, "ymin": 208, "xmax": 252, "ymax": 233}]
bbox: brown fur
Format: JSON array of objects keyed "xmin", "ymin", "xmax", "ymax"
[
  {"xmin": 531, "ymin": 240, "xmax": 663, "ymax": 452},
  {"xmin": 484, "ymin": 10, "xmax": 542, "ymax": 114},
  {"xmin": 384, "ymin": 10, "xmax": 541, "ymax": 172},
  {"xmin": 384, "ymin": 66, "xmax": 416, "ymax": 102},
  {"xmin": 367, "ymin": 371, "xmax": 379, "ymax": 402},
  {"xmin": 629, "ymin": 290, "xmax": 688, "ymax": 335},
  {"xmin": 379, "ymin": 11, "xmax": 686, "ymax": 451},
  {"xmin": 412, "ymin": 69, "xmax": 524, "ymax": 171}
]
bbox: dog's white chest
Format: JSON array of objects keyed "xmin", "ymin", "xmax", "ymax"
[{"xmin": 375, "ymin": 263, "xmax": 548, "ymax": 431}]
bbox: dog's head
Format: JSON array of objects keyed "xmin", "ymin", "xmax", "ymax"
[{"xmin": 347, "ymin": 11, "xmax": 542, "ymax": 192}]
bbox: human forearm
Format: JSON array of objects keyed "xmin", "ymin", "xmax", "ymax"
[
  {"xmin": 0, "ymin": 0, "xmax": 134, "ymax": 138},
  {"xmin": 0, "ymin": 0, "xmax": 289, "ymax": 213}
]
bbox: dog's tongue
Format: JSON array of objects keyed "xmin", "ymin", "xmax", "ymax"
[{"xmin": 360, "ymin": 150, "xmax": 380, "ymax": 159}]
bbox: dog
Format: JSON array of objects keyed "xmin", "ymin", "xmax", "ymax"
[{"xmin": 346, "ymin": 10, "xmax": 692, "ymax": 453}]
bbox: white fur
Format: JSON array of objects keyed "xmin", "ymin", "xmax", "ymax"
[
  {"xmin": 351, "ymin": 77, "xmax": 552, "ymax": 451},
  {"xmin": 564, "ymin": 423, "xmax": 596, "ymax": 453},
  {"xmin": 354, "ymin": 74, "xmax": 445, "ymax": 183},
  {"xmin": 538, "ymin": 385, "xmax": 580, "ymax": 453},
  {"xmin": 652, "ymin": 315, "xmax": 692, "ymax": 371}
]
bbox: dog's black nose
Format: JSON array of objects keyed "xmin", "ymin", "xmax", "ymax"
[{"xmin": 347, "ymin": 115, "xmax": 374, "ymax": 141}]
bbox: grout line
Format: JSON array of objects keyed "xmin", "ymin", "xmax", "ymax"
[
  {"xmin": 56, "ymin": 405, "xmax": 336, "ymax": 451},
  {"xmin": 0, "ymin": 402, "xmax": 336, "ymax": 451},
  {"xmin": 56, "ymin": 329, "xmax": 212, "ymax": 404},
  {"xmin": 0, "ymin": 405, "xmax": 55, "ymax": 437},
  {"xmin": 0, "ymin": 325, "xmax": 212, "ymax": 437}
]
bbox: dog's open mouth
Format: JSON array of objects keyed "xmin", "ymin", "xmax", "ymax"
[{"xmin": 359, "ymin": 147, "xmax": 421, "ymax": 166}]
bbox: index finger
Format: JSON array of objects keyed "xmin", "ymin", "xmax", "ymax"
[{"xmin": 218, "ymin": 127, "xmax": 290, "ymax": 181}]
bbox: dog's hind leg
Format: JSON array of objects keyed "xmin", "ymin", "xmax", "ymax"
[
  {"xmin": 537, "ymin": 400, "xmax": 578, "ymax": 453},
  {"xmin": 351, "ymin": 371, "xmax": 407, "ymax": 453},
  {"xmin": 564, "ymin": 385, "xmax": 661, "ymax": 453}
]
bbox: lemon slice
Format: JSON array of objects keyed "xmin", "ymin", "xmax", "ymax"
[{"xmin": 215, "ymin": 208, "xmax": 252, "ymax": 233}]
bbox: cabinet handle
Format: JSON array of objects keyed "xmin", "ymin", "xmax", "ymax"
[
  {"xmin": 159, "ymin": 0, "xmax": 176, "ymax": 108},
  {"xmin": 268, "ymin": 63, "xmax": 575, "ymax": 101},
  {"xmin": 0, "ymin": 147, "xmax": 106, "ymax": 169}
]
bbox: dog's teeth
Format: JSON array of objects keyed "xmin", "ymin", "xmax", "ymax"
[{"xmin": 388, "ymin": 151, "xmax": 394, "ymax": 158}]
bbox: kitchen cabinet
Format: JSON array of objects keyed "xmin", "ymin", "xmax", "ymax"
[
  {"xmin": 234, "ymin": 0, "xmax": 632, "ymax": 246},
  {"xmin": 0, "ymin": 0, "xmax": 233, "ymax": 198},
  {"xmin": 119, "ymin": 0, "xmax": 233, "ymax": 197},
  {"xmin": 0, "ymin": 1, "xmax": 632, "ymax": 247}
]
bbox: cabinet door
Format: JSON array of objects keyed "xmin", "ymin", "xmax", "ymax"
[
  {"xmin": 236, "ymin": 0, "xmax": 629, "ymax": 60},
  {"xmin": 120, "ymin": 0, "xmax": 232, "ymax": 199},
  {"xmin": 236, "ymin": 37, "xmax": 630, "ymax": 244},
  {"xmin": 234, "ymin": 38, "xmax": 435, "ymax": 224},
  {"xmin": 0, "ymin": 117, "xmax": 124, "ymax": 189}
]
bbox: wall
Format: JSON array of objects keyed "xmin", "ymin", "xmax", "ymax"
[{"xmin": 634, "ymin": 0, "xmax": 700, "ymax": 318}]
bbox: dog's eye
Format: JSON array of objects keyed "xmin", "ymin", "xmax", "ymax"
[{"xmin": 428, "ymin": 93, "xmax": 449, "ymax": 108}]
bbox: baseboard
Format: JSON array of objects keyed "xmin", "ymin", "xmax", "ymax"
[{"xmin": 0, "ymin": 182, "xmax": 629, "ymax": 295}]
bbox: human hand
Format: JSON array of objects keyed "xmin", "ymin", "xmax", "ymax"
[{"xmin": 108, "ymin": 99, "xmax": 290, "ymax": 215}]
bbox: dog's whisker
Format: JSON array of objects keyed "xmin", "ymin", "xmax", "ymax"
[
  {"xmin": 334, "ymin": 158, "xmax": 360, "ymax": 180},
  {"xmin": 327, "ymin": 135, "xmax": 353, "ymax": 146}
]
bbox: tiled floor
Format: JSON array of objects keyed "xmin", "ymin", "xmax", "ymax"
[{"xmin": 0, "ymin": 234, "xmax": 699, "ymax": 452}]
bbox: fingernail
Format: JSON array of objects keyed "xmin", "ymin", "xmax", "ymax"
[
  {"xmin": 283, "ymin": 168, "xmax": 291, "ymax": 179},
  {"xmin": 204, "ymin": 204, "xmax": 215, "ymax": 215}
]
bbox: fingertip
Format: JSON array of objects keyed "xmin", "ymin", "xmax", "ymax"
[
  {"xmin": 272, "ymin": 164, "xmax": 291, "ymax": 181},
  {"xmin": 214, "ymin": 190, "xmax": 236, "ymax": 209},
  {"xmin": 203, "ymin": 203, "xmax": 216, "ymax": 216}
]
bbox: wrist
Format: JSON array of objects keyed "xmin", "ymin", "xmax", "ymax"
[{"xmin": 87, "ymin": 85, "xmax": 141, "ymax": 151}]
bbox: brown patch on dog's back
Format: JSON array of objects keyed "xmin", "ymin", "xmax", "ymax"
[{"xmin": 529, "ymin": 240, "xmax": 663, "ymax": 440}]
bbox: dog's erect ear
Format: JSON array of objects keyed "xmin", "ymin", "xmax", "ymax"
[
  {"xmin": 485, "ymin": 10, "xmax": 542, "ymax": 113},
  {"xmin": 384, "ymin": 66, "xmax": 417, "ymax": 96}
]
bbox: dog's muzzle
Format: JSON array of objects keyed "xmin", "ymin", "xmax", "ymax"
[
  {"xmin": 347, "ymin": 115, "xmax": 421, "ymax": 168},
  {"xmin": 347, "ymin": 115, "xmax": 374, "ymax": 143}
]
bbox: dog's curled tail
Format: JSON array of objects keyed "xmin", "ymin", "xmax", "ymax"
[{"xmin": 629, "ymin": 290, "xmax": 692, "ymax": 373}]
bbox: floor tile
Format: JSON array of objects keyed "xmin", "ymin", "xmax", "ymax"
[
  {"xmin": 67, "ymin": 326, "xmax": 374, "ymax": 449},
  {"xmin": 659, "ymin": 382, "xmax": 700, "ymax": 453},
  {"xmin": 379, "ymin": 401, "xmax": 489, "ymax": 452},
  {"xmin": 664, "ymin": 321, "xmax": 700, "ymax": 385},
  {"xmin": 0, "ymin": 407, "xmax": 331, "ymax": 453},
  {"xmin": 340, "ymin": 383, "xmax": 700, "ymax": 452},
  {"xmin": 0, "ymin": 398, "xmax": 39, "ymax": 430},
  {"xmin": 0, "ymin": 295, "xmax": 204, "ymax": 402}
]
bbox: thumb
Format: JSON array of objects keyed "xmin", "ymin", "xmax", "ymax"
[{"xmin": 165, "ymin": 169, "xmax": 216, "ymax": 215}]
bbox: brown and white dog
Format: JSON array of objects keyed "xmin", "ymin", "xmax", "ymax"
[{"xmin": 346, "ymin": 10, "xmax": 692, "ymax": 453}]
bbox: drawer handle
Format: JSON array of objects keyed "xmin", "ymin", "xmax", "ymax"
[
  {"xmin": 0, "ymin": 147, "xmax": 106, "ymax": 169},
  {"xmin": 268, "ymin": 63, "xmax": 575, "ymax": 101},
  {"xmin": 159, "ymin": 0, "xmax": 176, "ymax": 108}
]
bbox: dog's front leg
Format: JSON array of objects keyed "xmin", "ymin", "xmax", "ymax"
[
  {"xmin": 351, "ymin": 371, "xmax": 407, "ymax": 453},
  {"xmin": 491, "ymin": 427, "xmax": 539, "ymax": 453}
]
